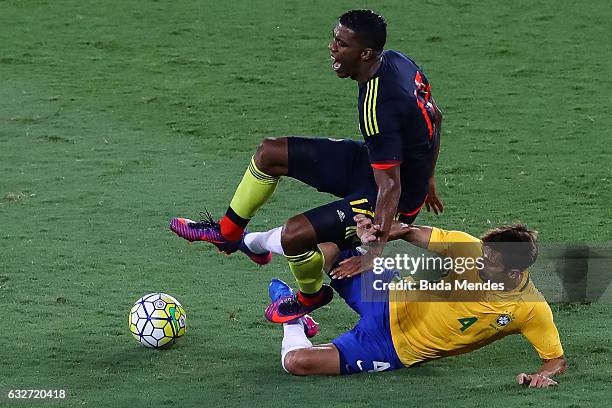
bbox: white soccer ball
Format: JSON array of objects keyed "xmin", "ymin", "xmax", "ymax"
[{"xmin": 128, "ymin": 293, "xmax": 186, "ymax": 348}]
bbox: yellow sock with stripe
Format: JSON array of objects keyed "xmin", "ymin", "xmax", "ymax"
[
  {"xmin": 220, "ymin": 157, "xmax": 279, "ymax": 240},
  {"xmin": 286, "ymin": 248, "xmax": 325, "ymax": 295}
]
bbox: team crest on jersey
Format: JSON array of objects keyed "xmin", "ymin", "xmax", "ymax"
[
  {"xmin": 495, "ymin": 314, "xmax": 512, "ymax": 327},
  {"xmin": 337, "ymin": 210, "xmax": 345, "ymax": 222}
]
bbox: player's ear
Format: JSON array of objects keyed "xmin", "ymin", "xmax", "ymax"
[
  {"xmin": 360, "ymin": 48, "xmax": 374, "ymax": 61},
  {"xmin": 508, "ymin": 269, "xmax": 521, "ymax": 280}
]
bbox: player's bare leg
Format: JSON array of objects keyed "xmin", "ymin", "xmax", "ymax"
[
  {"xmin": 282, "ymin": 343, "xmax": 341, "ymax": 376},
  {"xmin": 252, "ymin": 137, "xmax": 289, "ymax": 177},
  {"xmin": 280, "ymin": 214, "xmax": 318, "ymax": 255}
]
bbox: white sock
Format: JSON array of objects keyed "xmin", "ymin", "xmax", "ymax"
[
  {"xmin": 281, "ymin": 321, "xmax": 312, "ymax": 372},
  {"xmin": 244, "ymin": 226, "xmax": 284, "ymax": 255}
]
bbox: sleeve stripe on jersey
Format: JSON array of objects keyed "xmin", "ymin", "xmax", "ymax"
[
  {"xmin": 363, "ymin": 80, "xmax": 373, "ymax": 136},
  {"xmin": 363, "ymin": 77, "xmax": 380, "ymax": 136},
  {"xmin": 371, "ymin": 77, "xmax": 380, "ymax": 134},
  {"xmin": 371, "ymin": 161, "xmax": 401, "ymax": 170}
]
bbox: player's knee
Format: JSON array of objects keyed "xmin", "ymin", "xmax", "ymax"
[
  {"xmin": 254, "ymin": 137, "xmax": 287, "ymax": 176},
  {"xmin": 283, "ymin": 349, "xmax": 315, "ymax": 376},
  {"xmin": 281, "ymin": 216, "xmax": 316, "ymax": 255}
]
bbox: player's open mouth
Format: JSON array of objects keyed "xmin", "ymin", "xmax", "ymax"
[{"xmin": 331, "ymin": 56, "xmax": 341, "ymax": 71}]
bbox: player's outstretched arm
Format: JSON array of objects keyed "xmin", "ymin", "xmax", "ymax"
[
  {"xmin": 516, "ymin": 356, "xmax": 568, "ymax": 388},
  {"xmin": 356, "ymin": 215, "xmax": 432, "ymax": 248},
  {"xmin": 388, "ymin": 222, "xmax": 432, "ymax": 249}
]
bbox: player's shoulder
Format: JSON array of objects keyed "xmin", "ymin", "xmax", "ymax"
[
  {"xmin": 383, "ymin": 50, "xmax": 420, "ymax": 68},
  {"xmin": 373, "ymin": 50, "xmax": 421, "ymax": 99},
  {"xmin": 380, "ymin": 50, "xmax": 423, "ymax": 81},
  {"xmin": 519, "ymin": 278, "xmax": 549, "ymax": 304},
  {"xmin": 427, "ymin": 228, "xmax": 482, "ymax": 260}
]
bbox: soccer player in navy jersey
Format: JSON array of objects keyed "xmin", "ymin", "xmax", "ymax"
[{"xmin": 170, "ymin": 9, "xmax": 444, "ymax": 323}]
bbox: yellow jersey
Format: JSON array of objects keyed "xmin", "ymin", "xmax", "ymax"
[{"xmin": 388, "ymin": 228, "xmax": 564, "ymax": 367}]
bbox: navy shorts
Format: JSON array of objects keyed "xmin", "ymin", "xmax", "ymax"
[
  {"xmin": 329, "ymin": 249, "xmax": 405, "ymax": 375},
  {"xmin": 287, "ymin": 137, "xmax": 376, "ymax": 199}
]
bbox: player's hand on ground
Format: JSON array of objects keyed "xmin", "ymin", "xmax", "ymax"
[
  {"xmin": 425, "ymin": 176, "xmax": 444, "ymax": 215},
  {"xmin": 516, "ymin": 373, "xmax": 558, "ymax": 388},
  {"xmin": 354, "ymin": 214, "xmax": 380, "ymax": 243},
  {"xmin": 330, "ymin": 256, "xmax": 369, "ymax": 280}
]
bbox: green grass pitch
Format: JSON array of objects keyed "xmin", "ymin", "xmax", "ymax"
[{"xmin": 1, "ymin": 0, "xmax": 611, "ymax": 406}]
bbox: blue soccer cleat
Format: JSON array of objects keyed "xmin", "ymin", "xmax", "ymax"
[
  {"xmin": 265, "ymin": 279, "xmax": 331, "ymax": 326},
  {"xmin": 268, "ymin": 278, "xmax": 294, "ymax": 302},
  {"xmin": 268, "ymin": 278, "xmax": 319, "ymax": 338}
]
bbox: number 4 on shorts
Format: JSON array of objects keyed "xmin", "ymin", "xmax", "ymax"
[
  {"xmin": 373, "ymin": 361, "xmax": 391, "ymax": 372},
  {"xmin": 357, "ymin": 360, "xmax": 391, "ymax": 372}
]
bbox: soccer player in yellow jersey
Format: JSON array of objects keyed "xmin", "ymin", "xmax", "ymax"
[{"xmin": 249, "ymin": 216, "xmax": 567, "ymax": 387}]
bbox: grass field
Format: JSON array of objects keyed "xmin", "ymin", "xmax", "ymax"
[{"xmin": 1, "ymin": 0, "xmax": 611, "ymax": 406}]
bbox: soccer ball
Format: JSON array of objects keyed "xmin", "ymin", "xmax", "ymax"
[{"xmin": 129, "ymin": 293, "xmax": 186, "ymax": 348}]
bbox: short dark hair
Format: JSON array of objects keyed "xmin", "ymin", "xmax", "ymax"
[
  {"xmin": 481, "ymin": 224, "xmax": 539, "ymax": 271},
  {"xmin": 338, "ymin": 9, "xmax": 387, "ymax": 51}
]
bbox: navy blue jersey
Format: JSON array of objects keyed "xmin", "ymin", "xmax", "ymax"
[{"xmin": 357, "ymin": 50, "xmax": 439, "ymax": 214}]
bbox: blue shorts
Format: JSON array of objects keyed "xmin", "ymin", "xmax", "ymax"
[{"xmin": 330, "ymin": 249, "xmax": 405, "ymax": 375}]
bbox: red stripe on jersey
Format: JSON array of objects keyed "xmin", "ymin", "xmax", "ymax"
[
  {"xmin": 414, "ymin": 71, "xmax": 433, "ymax": 139},
  {"xmin": 415, "ymin": 71, "xmax": 424, "ymax": 87},
  {"xmin": 371, "ymin": 161, "xmax": 401, "ymax": 170}
]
